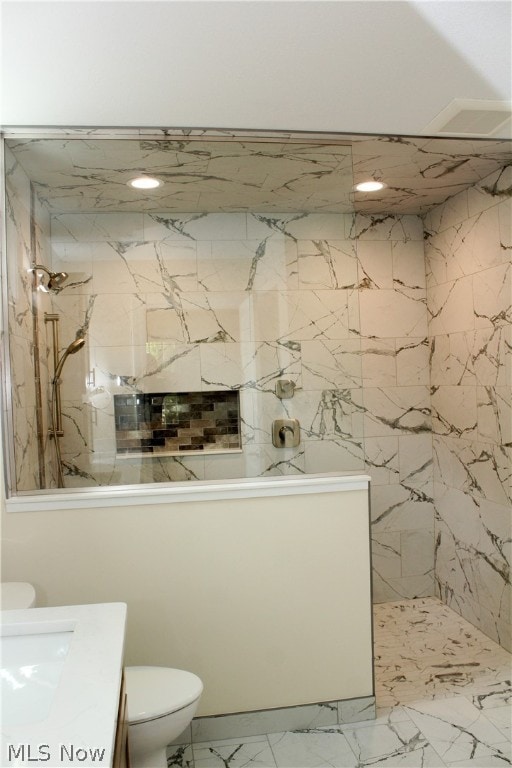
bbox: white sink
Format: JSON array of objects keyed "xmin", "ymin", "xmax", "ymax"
[
  {"xmin": 1, "ymin": 624, "xmax": 74, "ymax": 726},
  {"xmin": 1, "ymin": 604, "xmax": 126, "ymax": 768}
]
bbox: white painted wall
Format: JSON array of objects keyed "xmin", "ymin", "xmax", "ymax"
[
  {"xmin": 1, "ymin": 1, "xmax": 510, "ymax": 135},
  {"xmin": 0, "ymin": 487, "xmax": 373, "ymax": 716}
]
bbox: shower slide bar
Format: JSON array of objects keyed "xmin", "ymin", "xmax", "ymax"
[{"xmin": 44, "ymin": 312, "xmax": 64, "ymax": 436}]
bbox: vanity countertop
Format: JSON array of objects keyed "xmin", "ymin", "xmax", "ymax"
[{"xmin": 1, "ymin": 602, "xmax": 127, "ymax": 767}]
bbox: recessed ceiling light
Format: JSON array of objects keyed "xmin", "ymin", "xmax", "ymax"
[
  {"xmin": 355, "ymin": 180, "xmax": 386, "ymax": 193},
  {"xmin": 128, "ymin": 176, "xmax": 162, "ymax": 190}
]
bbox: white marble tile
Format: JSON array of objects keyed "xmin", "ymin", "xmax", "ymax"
[
  {"xmin": 302, "ymin": 339, "xmax": 362, "ymax": 390},
  {"xmin": 50, "ymin": 241, "xmax": 94, "ymax": 293},
  {"xmin": 360, "ymin": 339, "xmax": 396, "ymax": 387},
  {"xmin": 405, "ymin": 697, "xmax": 508, "ymax": 764},
  {"xmin": 147, "ymin": 291, "xmax": 252, "ymax": 344},
  {"xmin": 267, "ymin": 728, "xmax": 357, "ymax": 768},
  {"xmin": 343, "ymin": 718, "xmax": 444, "ymax": 767},
  {"xmin": 424, "ymin": 229, "xmax": 464, "ymax": 289},
  {"xmin": 471, "ymin": 680, "xmax": 512, "ymax": 712},
  {"xmin": 427, "ymin": 276, "xmax": 475, "ymax": 336},
  {"xmin": 467, "ymin": 165, "xmax": 512, "ymax": 218},
  {"xmin": 371, "ymin": 532, "xmax": 402, "ymax": 579},
  {"xmin": 480, "ymin": 704, "xmax": 512, "ymax": 740},
  {"xmin": 434, "ymin": 486, "xmax": 511, "ymax": 633},
  {"xmin": 13, "ymin": 405, "xmax": 40, "ymax": 491},
  {"xmin": 457, "ymin": 207, "xmax": 505, "ymax": 275},
  {"xmin": 392, "ymin": 240, "xmax": 427, "ymax": 296},
  {"xmin": 198, "ymin": 239, "xmax": 298, "ymax": 292},
  {"xmin": 167, "ymin": 743, "xmax": 194, "ymax": 767},
  {"xmin": 430, "ymin": 332, "xmax": 476, "ymax": 387},
  {"xmin": 51, "ymin": 212, "xmax": 144, "ymax": 242},
  {"xmin": 398, "ymin": 434, "xmax": 433, "ymax": 490},
  {"xmin": 364, "ymin": 436, "xmax": 400, "ymax": 485},
  {"xmin": 144, "ymin": 212, "xmax": 248, "ymax": 242},
  {"xmin": 193, "ymin": 737, "xmax": 277, "ymax": 768},
  {"xmin": 247, "ymin": 213, "xmax": 347, "ymax": 241},
  {"xmin": 378, "ymin": 574, "xmax": 436, "ymax": 602},
  {"xmin": 498, "ymin": 199, "xmax": 511, "ymax": 254},
  {"xmin": 370, "ymin": 483, "xmax": 434, "ymax": 533},
  {"xmin": 92, "ymin": 342, "xmax": 202, "ymax": 393},
  {"xmin": 241, "ymin": 442, "xmax": 306, "ymax": 477},
  {"xmin": 338, "ymin": 697, "xmax": 376, "ymax": 725},
  {"xmin": 477, "ymin": 385, "xmax": 511, "ymax": 444},
  {"xmin": 473, "ymin": 262, "xmax": 511, "ymax": 331},
  {"xmin": 251, "ymin": 290, "xmax": 356, "ymax": 342},
  {"xmin": 425, "ymin": 189, "xmax": 469, "ymax": 233},
  {"xmin": 473, "ymin": 327, "xmax": 509, "ymax": 388},
  {"xmin": 9, "ymin": 335, "xmax": 37, "ymax": 411},
  {"xmin": 192, "ymin": 704, "xmax": 338, "ymax": 744},
  {"xmin": 298, "ymin": 239, "xmax": 358, "ymax": 290},
  {"xmin": 360, "ymin": 289, "xmax": 427, "ymax": 338},
  {"xmin": 350, "ymin": 214, "xmax": 424, "ymax": 242},
  {"xmin": 431, "ymin": 385, "xmax": 478, "ymax": 440},
  {"xmin": 356, "ymin": 240, "xmax": 393, "ymax": 289},
  {"xmin": 401, "ymin": 530, "xmax": 435, "ymax": 578},
  {"xmin": 299, "ymin": 388, "xmax": 365, "ymax": 441},
  {"xmin": 304, "ymin": 438, "xmax": 365, "ymax": 474},
  {"xmin": 445, "ymin": 749, "xmax": 511, "ymax": 767},
  {"xmin": 396, "ymin": 337, "xmax": 430, "ymax": 386},
  {"xmin": 362, "ymin": 386, "xmax": 431, "ymax": 438}
]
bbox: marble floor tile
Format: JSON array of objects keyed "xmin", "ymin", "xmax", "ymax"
[
  {"xmin": 445, "ymin": 753, "xmax": 510, "ymax": 767},
  {"xmin": 404, "ymin": 697, "xmax": 509, "ymax": 764},
  {"xmin": 478, "ymin": 704, "xmax": 512, "ymax": 740},
  {"xmin": 342, "ymin": 719, "xmax": 445, "ymax": 767},
  {"xmin": 181, "ymin": 598, "xmax": 511, "ymax": 767},
  {"xmin": 193, "ymin": 736, "xmax": 277, "ymax": 768},
  {"xmin": 267, "ymin": 729, "xmax": 357, "ymax": 768},
  {"xmin": 167, "ymin": 743, "xmax": 194, "ymax": 767}
]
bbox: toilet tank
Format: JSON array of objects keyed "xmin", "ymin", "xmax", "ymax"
[{"xmin": 1, "ymin": 582, "xmax": 36, "ymax": 610}]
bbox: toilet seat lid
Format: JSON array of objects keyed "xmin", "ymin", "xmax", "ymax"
[{"xmin": 125, "ymin": 666, "xmax": 203, "ymax": 724}]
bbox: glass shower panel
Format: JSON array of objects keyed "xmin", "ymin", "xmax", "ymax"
[{"xmin": 3, "ymin": 135, "xmax": 360, "ymax": 493}]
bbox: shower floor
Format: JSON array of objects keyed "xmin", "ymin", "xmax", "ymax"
[{"xmin": 170, "ymin": 597, "xmax": 511, "ymax": 767}]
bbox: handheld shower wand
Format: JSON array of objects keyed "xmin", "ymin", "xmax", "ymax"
[{"xmin": 53, "ymin": 336, "xmax": 86, "ymax": 381}]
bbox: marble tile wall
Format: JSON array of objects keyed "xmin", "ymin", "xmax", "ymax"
[
  {"xmin": 4, "ymin": 147, "xmax": 56, "ymax": 491},
  {"xmin": 354, "ymin": 215, "xmax": 434, "ymax": 602},
  {"xmin": 424, "ymin": 165, "xmax": 512, "ymax": 652},
  {"xmin": 45, "ymin": 209, "xmax": 433, "ymax": 600}
]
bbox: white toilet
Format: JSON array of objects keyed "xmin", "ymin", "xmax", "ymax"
[
  {"xmin": 125, "ymin": 666, "xmax": 203, "ymax": 768},
  {"xmin": 0, "ymin": 582, "xmax": 36, "ymax": 610}
]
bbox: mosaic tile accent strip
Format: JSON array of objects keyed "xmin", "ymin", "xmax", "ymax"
[{"xmin": 114, "ymin": 391, "xmax": 241, "ymax": 456}]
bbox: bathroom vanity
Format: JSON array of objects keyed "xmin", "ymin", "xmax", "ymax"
[{"xmin": 0, "ymin": 602, "xmax": 127, "ymax": 767}]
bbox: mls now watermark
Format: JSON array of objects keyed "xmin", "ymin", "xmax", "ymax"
[{"xmin": 7, "ymin": 743, "xmax": 107, "ymax": 763}]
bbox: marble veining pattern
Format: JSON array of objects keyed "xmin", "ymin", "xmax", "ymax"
[
  {"xmin": 425, "ymin": 165, "xmax": 511, "ymax": 653},
  {"xmin": 6, "ymin": 133, "xmax": 511, "ymax": 215},
  {"xmin": 5, "ymin": 190, "xmax": 433, "ymax": 600},
  {"xmin": 169, "ymin": 598, "xmax": 511, "ymax": 767},
  {"xmin": 5, "ymin": 135, "xmax": 509, "ymax": 632}
]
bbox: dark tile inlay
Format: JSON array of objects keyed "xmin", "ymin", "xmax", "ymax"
[{"xmin": 114, "ymin": 391, "xmax": 241, "ymax": 456}]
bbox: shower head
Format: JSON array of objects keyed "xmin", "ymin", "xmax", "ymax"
[
  {"xmin": 54, "ymin": 336, "xmax": 86, "ymax": 380},
  {"xmin": 30, "ymin": 264, "xmax": 69, "ymax": 293}
]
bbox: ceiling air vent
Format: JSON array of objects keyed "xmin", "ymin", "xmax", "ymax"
[{"xmin": 423, "ymin": 99, "xmax": 512, "ymax": 138}]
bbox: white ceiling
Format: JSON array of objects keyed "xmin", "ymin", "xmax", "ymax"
[{"xmin": 1, "ymin": 1, "xmax": 511, "ymax": 137}]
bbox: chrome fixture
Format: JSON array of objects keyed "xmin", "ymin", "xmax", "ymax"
[
  {"xmin": 54, "ymin": 336, "xmax": 86, "ymax": 380},
  {"xmin": 272, "ymin": 418, "xmax": 300, "ymax": 448},
  {"xmin": 275, "ymin": 379, "xmax": 300, "ymax": 399},
  {"xmin": 30, "ymin": 264, "xmax": 69, "ymax": 293}
]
